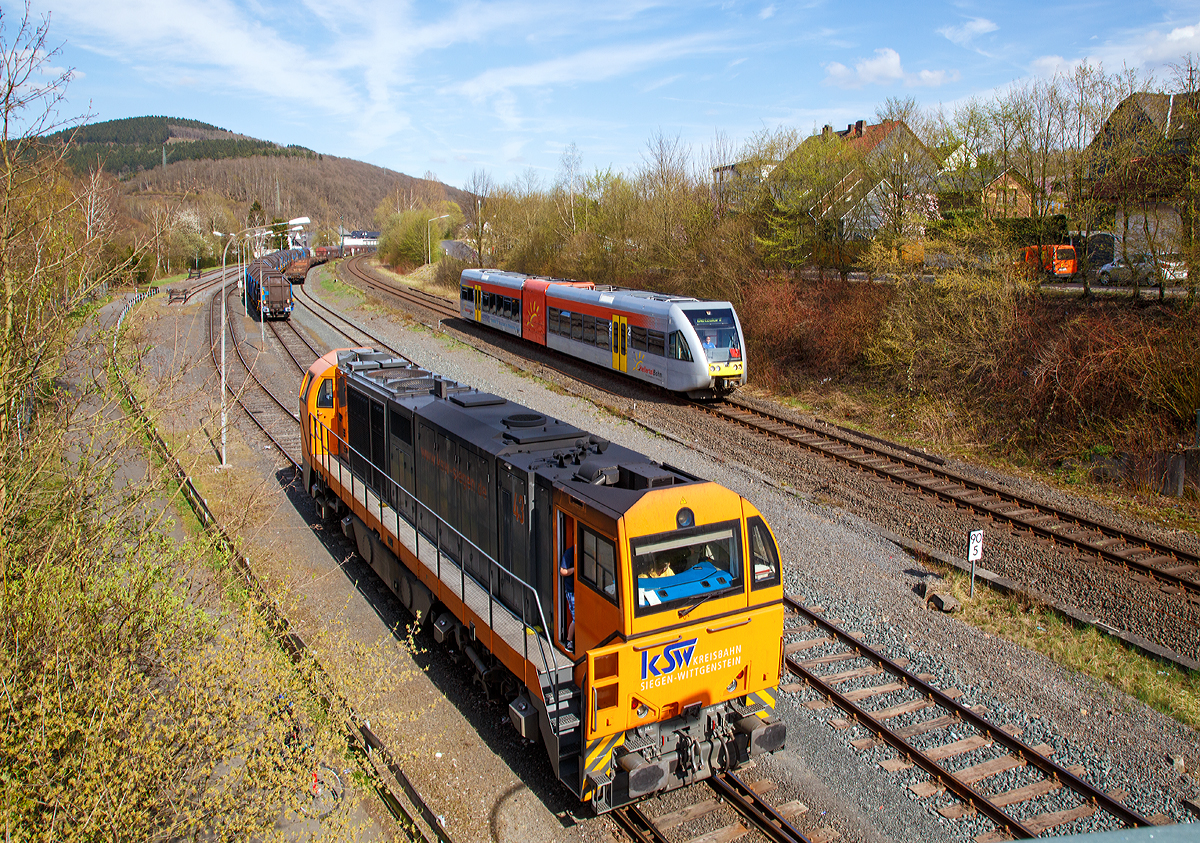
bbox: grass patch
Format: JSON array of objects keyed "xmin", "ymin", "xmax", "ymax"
[{"xmin": 932, "ymin": 564, "xmax": 1200, "ymax": 729}]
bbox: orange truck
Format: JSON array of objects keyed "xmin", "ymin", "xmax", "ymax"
[{"xmin": 1022, "ymin": 244, "xmax": 1078, "ymax": 278}]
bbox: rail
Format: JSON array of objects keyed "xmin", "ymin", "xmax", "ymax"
[
  {"xmin": 782, "ymin": 595, "xmax": 1152, "ymax": 839},
  {"xmin": 307, "ymin": 413, "xmax": 576, "ymax": 732}
]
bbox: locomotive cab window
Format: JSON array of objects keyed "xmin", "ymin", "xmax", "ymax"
[
  {"xmin": 315, "ymin": 378, "xmax": 334, "ymax": 409},
  {"xmin": 579, "ymin": 525, "xmax": 618, "ymax": 605},
  {"xmin": 747, "ymin": 516, "xmax": 781, "ymax": 589},
  {"xmin": 300, "ymin": 372, "xmax": 313, "ymax": 402},
  {"xmin": 632, "ymin": 520, "xmax": 743, "ymax": 616}
]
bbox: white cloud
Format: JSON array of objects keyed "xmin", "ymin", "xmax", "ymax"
[
  {"xmin": 823, "ymin": 48, "xmax": 955, "ymax": 89},
  {"xmin": 937, "ymin": 17, "xmax": 998, "ymax": 47},
  {"xmin": 450, "ymin": 34, "xmax": 720, "ymax": 99},
  {"xmin": 1029, "ymin": 54, "xmax": 1073, "ymax": 78},
  {"xmin": 824, "ymin": 47, "xmax": 903, "ymax": 88},
  {"xmin": 759, "ymin": 5, "xmax": 776, "ymax": 20},
  {"xmin": 914, "ymin": 68, "xmax": 959, "ymax": 87}
]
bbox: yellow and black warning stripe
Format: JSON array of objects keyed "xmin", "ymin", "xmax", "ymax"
[
  {"xmin": 747, "ymin": 687, "xmax": 776, "ymax": 719},
  {"xmin": 582, "ymin": 731, "xmax": 625, "ymax": 796}
]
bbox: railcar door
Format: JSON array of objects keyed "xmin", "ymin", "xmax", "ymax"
[
  {"xmin": 611, "ymin": 315, "xmax": 627, "ymax": 374},
  {"xmin": 474, "ymin": 285, "xmax": 482, "ymax": 322}
]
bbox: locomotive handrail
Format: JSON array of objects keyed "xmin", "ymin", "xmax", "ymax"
[{"xmin": 308, "ymin": 415, "xmax": 574, "ymax": 735}]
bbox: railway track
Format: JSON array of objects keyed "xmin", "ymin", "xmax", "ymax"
[
  {"xmin": 612, "ymin": 772, "xmax": 815, "ymax": 843},
  {"xmin": 293, "ymin": 284, "xmax": 406, "ymax": 357},
  {"xmin": 780, "ymin": 594, "xmax": 1162, "ymax": 839},
  {"xmin": 340, "ymin": 253, "xmax": 460, "ymax": 323},
  {"xmin": 709, "ymin": 400, "xmax": 1200, "ymax": 602},
  {"xmin": 206, "ymin": 285, "xmax": 302, "ymax": 468},
  {"xmin": 268, "ymin": 315, "xmax": 324, "ymax": 373}
]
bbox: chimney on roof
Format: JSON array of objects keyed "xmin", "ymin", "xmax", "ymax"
[
  {"xmin": 855, "ymin": 120, "xmax": 865, "ymax": 136},
  {"xmin": 823, "ymin": 124, "xmax": 832, "ymax": 136},
  {"xmin": 847, "ymin": 123, "xmax": 854, "ymax": 135}
]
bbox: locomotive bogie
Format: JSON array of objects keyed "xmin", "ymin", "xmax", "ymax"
[{"xmin": 298, "ymin": 347, "xmax": 784, "ymax": 812}]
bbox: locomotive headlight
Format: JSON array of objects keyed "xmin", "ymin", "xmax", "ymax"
[
  {"xmin": 726, "ymin": 679, "xmax": 738, "ymax": 693},
  {"xmin": 676, "ymin": 508, "xmax": 694, "ymax": 529},
  {"xmin": 636, "ymin": 704, "xmax": 650, "ymax": 719}
]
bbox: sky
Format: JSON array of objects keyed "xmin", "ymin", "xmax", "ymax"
[{"xmin": 21, "ymin": 1, "xmax": 1200, "ymax": 194}]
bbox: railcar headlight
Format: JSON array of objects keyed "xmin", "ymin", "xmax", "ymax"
[{"xmin": 676, "ymin": 508, "xmax": 694, "ymax": 529}]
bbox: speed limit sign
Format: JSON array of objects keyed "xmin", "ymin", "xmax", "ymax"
[{"xmin": 967, "ymin": 530, "xmax": 983, "ymax": 562}]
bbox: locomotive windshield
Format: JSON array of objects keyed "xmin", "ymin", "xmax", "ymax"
[
  {"xmin": 632, "ymin": 520, "xmax": 743, "ymax": 616},
  {"xmin": 684, "ymin": 309, "xmax": 741, "ymax": 362}
]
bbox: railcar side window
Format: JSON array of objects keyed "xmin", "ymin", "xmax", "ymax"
[
  {"xmin": 668, "ymin": 331, "xmax": 694, "ymax": 362},
  {"xmin": 630, "ymin": 325, "xmax": 648, "ymax": 352},
  {"xmin": 747, "ymin": 516, "xmax": 781, "ymax": 589},
  {"xmin": 647, "ymin": 329, "xmax": 666, "ymax": 357},
  {"xmin": 595, "ymin": 318, "xmax": 611, "ymax": 348},
  {"xmin": 571, "ymin": 312, "xmax": 583, "ymax": 341},
  {"xmin": 461, "ymin": 286, "xmax": 471, "ymax": 302},
  {"xmin": 548, "ymin": 307, "xmax": 560, "ymax": 334},
  {"xmin": 579, "ymin": 526, "xmax": 618, "ymax": 604},
  {"xmin": 582, "ymin": 315, "xmax": 596, "ymax": 344},
  {"xmin": 316, "ymin": 378, "xmax": 334, "ymax": 408}
]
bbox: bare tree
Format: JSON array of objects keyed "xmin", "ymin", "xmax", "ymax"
[
  {"xmin": 554, "ymin": 142, "xmax": 583, "ymax": 238},
  {"xmin": 464, "ymin": 168, "xmax": 494, "ymax": 267}
]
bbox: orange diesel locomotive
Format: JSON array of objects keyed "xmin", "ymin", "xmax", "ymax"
[{"xmin": 300, "ymin": 347, "xmax": 786, "ymax": 812}]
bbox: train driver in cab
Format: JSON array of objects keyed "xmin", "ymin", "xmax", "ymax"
[{"xmin": 560, "ymin": 546, "xmax": 575, "ymax": 651}]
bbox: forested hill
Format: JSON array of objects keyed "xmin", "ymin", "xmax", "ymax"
[
  {"xmin": 52, "ymin": 115, "xmax": 471, "ymax": 229},
  {"xmin": 51, "ymin": 116, "xmax": 317, "ymax": 177}
]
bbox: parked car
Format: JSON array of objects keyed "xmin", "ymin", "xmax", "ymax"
[
  {"xmin": 1098, "ymin": 253, "xmax": 1187, "ymax": 285},
  {"xmin": 1021, "ymin": 244, "xmax": 1078, "ymax": 278},
  {"xmin": 1157, "ymin": 253, "xmax": 1187, "ymax": 283}
]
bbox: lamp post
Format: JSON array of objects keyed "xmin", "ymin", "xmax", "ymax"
[
  {"xmin": 428, "ymin": 214, "xmax": 450, "ymax": 265},
  {"xmin": 211, "ymin": 215, "xmax": 311, "ymax": 467}
]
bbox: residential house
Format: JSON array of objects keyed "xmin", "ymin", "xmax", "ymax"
[
  {"xmin": 1088, "ymin": 92, "xmax": 1198, "ymax": 259},
  {"xmin": 712, "ymin": 158, "xmax": 779, "ymax": 208},
  {"xmin": 772, "ymin": 119, "xmax": 941, "ymax": 243},
  {"xmin": 982, "ymin": 170, "xmax": 1034, "ymax": 218}
]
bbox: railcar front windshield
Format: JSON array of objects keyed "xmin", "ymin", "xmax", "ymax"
[
  {"xmin": 684, "ymin": 308, "xmax": 741, "ymax": 362},
  {"xmin": 632, "ymin": 521, "xmax": 743, "ymax": 616}
]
